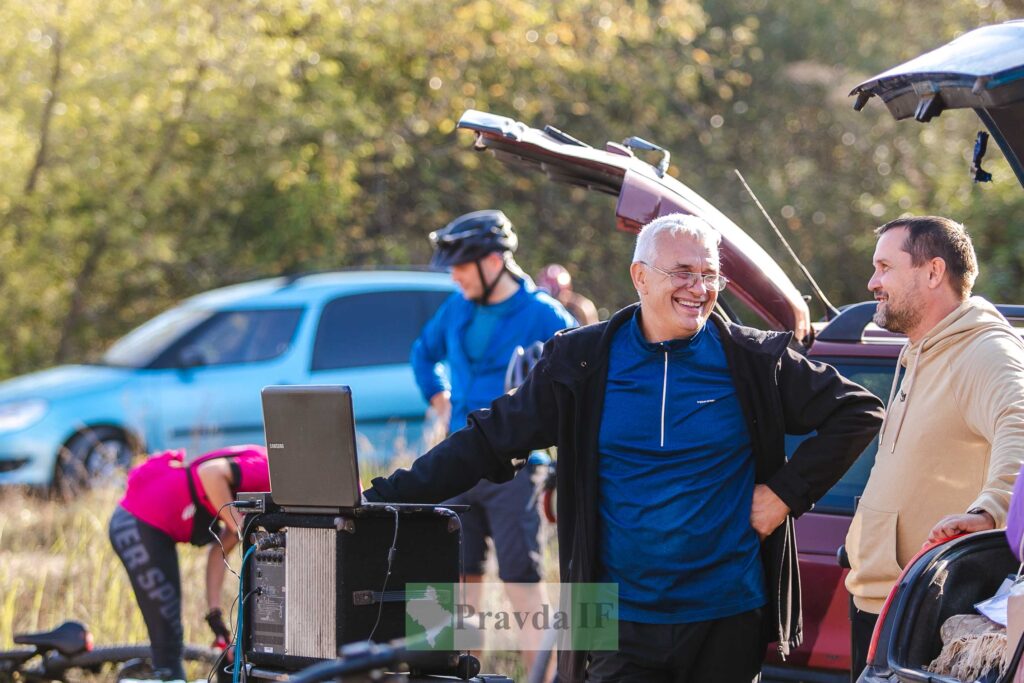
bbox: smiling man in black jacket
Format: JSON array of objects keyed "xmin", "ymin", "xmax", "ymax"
[{"xmin": 367, "ymin": 213, "xmax": 884, "ymax": 683}]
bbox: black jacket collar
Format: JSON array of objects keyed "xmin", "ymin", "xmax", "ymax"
[{"xmin": 545, "ymin": 303, "xmax": 795, "ymax": 383}]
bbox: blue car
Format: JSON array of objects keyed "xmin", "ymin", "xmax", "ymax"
[{"xmin": 0, "ymin": 269, "xmax": 454, "ymax": 490}]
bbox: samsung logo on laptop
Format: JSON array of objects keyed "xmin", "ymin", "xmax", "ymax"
[{"xmin": 269, "ymin": 443, "xmax": 285, "ymax": 449}]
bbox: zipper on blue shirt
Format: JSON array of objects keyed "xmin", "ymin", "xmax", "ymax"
[{"xmin": 661, "ymin": 350, "xmax": 668, "ymax": 447}]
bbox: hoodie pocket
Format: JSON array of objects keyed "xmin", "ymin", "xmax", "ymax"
[{"xmin": 847, "ymin": 503, "xmax": 903, "ymax": 600}]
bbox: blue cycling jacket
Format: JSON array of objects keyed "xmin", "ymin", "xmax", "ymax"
[{"xmin": 411, "ymin": 282, "xmax": 577, "ymax": 432}]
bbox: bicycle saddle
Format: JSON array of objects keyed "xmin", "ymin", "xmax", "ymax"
[{"xmin": 13, "ymin": 621, "xmax": 92, "ymax": 656}]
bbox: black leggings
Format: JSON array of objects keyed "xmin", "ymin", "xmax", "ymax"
[{"xmin": 108, "ymin": 506, "xmax": 185, "ymax": 680}]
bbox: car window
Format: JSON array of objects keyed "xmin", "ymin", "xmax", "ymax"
[
  {"xmin": 311, "ymin": 289, "xmax": 451, "ymax": 371},
  {"xmin": 149, "ymin": 308, "xmax": 304, "ymax": 369},
  {"xmin": 103, "ymin": 307, "xmax": 214, "ymax": 368},
  {"xmin": 787, "ymin": 357, "xmax": 898, "ymax": 515}
]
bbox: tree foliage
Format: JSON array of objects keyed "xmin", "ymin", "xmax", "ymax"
[{"xmin": 1, "ymin": 0, "xmax": 1022, "ymax": 376}]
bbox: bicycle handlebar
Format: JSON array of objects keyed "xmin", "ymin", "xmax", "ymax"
[{"xmin": 283, "ymin": 637, "xmax": 480, "ymax": 683}]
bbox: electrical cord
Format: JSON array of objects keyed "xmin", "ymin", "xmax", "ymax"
[
  {"xmin": 208, "ymin": 569, "xmax": 250, "ymax": 683},
  {"xmin": 220, "ymin": 508, "xmax": 268, "ymax": 683},
  {"xmin": 208, "ymin": 585, "xmax": 245, "ymax": 683},
  {"xmin": 366, "ymin": 506, "xmax": 400, "ymax": 643},
  {"xmin": 207, "ymin": 645, "xmax": 226, "ymax": 683},
  {"xmin": 218, "ymin": 588, "xmax": 257, "ymax": 683},
  {"xmin": 211, "ymin": 500, "xmax": 249, "ymax": 582},
  {"xmin": 233, "ymin": 545, "xmax": 257, "ymax": 683},
  {"xmin": 203, "ymin": 501, "xmax": 262, "ymax": 683}
]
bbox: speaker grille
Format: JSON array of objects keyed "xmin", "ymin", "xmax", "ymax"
[{"xmin": 286, "ymin": 527, "xmax": 336, "ymax": 658}]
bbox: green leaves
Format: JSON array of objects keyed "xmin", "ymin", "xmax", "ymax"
[{"xmin": 0, "ymin": 0, "xmax": 1020, "ymax": 375}]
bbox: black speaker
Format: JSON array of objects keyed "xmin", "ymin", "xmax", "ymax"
[{"xmin": 243, "ymin": 506, "xmax": 462, "ymax": 672}]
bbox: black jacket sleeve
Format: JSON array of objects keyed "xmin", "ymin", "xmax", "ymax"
[
  {"xmin": 366, "ymin": 341, "xmax": 563, "ymax": 504},
  {"xmin": 765, "ymin": 347, "xmax": 885, "ymax": 516}
]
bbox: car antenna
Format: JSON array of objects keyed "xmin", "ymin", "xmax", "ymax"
[{"xmin": 733, "ymin": 169, "xmax": 840, "ymax": 320}]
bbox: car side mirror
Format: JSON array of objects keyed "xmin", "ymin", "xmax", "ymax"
[{"xmin": 177, "ymin": 345, "xmax": 208, "ymax": 369}]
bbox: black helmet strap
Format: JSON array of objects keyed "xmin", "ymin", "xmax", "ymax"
[
  {"xmin": 471, "ymin": 251, "xmax": 525, "ymax": 304},
  {"xmin": 474, "ymin": 258, "xmax": 505, "ymax": 305}
]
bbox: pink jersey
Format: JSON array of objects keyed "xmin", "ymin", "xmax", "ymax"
[{"xmin": 120, "ymin": 445, "xmax": 269, "ymax": 543}]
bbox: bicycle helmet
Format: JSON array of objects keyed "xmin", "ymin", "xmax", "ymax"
[{"xmin": 429, "ymin": 210, "xmax": 518, "ymax": 269}]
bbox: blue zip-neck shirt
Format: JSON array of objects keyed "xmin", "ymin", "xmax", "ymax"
[{"xmin": 597, "ymin": 310, "xmax": 766, "ymax": 623}]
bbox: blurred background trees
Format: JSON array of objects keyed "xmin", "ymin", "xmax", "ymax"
[{"xmin": 1, "ymin": 0, "xmax": 1022, "ymax": 376}]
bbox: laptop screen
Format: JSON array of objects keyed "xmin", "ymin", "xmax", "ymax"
[{"xmin": 260, "ymin": 385, "xmax": 361, "ymax": 510}]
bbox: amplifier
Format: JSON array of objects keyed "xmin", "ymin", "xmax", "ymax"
[{"xmin": 243, "ymin": 506, "xmax": 464, "ymax": 674}]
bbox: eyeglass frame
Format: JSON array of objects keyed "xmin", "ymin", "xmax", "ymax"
[{"xmin": 639, "ymin": 261, "xmax": 729, "ymax": 292}]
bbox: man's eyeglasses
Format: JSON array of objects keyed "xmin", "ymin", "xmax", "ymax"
[{"xmin": 640, "ymin": 262, "xmax": 729, "ymax": 292}]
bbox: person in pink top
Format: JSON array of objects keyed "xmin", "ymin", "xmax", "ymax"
[{"xmin": 108, "ymin": 445, "xmax": 269, "ymax": 681}]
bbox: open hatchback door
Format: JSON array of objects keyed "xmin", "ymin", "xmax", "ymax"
[
  {"xmin": 851, "ymin": 20, "xmax": 1024, "ymax": 187},
  {"xmin": 457, "ymin": 110, "xmax": 811, "ymax": 340}
]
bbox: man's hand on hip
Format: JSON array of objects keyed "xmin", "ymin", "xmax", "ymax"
[
  {"xmin": 751, "ymin": 484, "xmax": 791, "ymax": 541},
  {"xmin": 926, "ymin": 510, "xmax": 995, "ymax": 545}
]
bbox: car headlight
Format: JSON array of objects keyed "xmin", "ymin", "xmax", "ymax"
[{"xmin": 0, "ymin": 399, "xmax": 49, "ymax": 433}]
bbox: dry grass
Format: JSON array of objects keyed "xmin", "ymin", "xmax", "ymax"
[
  {"xmin": 0, "ymin": 464, "xmax": 559, "ymax": 682},
  {"xmin": 0, "ymin": 487, "xmax": 211, "ymax": 649}
]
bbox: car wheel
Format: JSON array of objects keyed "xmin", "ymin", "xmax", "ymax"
[{"xmin": 54, "ymin": 427, "xmax": 136, "ymax": 496}]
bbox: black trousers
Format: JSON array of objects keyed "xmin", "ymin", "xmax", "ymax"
[
  {"xmin": 585, "ymin": 608, "xmax": 764, "ymax": 683},
  {"xmin": 849, "ymin": 597, "xmax": 879, "ymax": 683},
  {"xmin": 109, "ymin": 506, "xmax": 186, "ymax": 680}
]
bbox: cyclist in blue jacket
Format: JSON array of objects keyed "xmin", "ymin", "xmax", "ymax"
[{"xmin": 410, "ymin": 209, "xmax": 575, "ymax": 665}]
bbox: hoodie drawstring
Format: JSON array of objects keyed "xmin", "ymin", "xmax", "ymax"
[
  {"xmin": 880, "ymin": 338, "xmax": 927, "ymax": 453},
  {"xmin": 878, "ymin": 345, "xmax": 905, "ymax": 448}
]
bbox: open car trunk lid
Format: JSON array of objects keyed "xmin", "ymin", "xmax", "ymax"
[
  {"xmin": 457, "ymin": 110, "xmax": 811, "ymax": 339},
  {"xmin": 851, "ymin": 20, "xmax": 1024, "ymax": 188}
]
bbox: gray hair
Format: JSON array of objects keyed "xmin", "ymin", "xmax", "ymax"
[{"xmin": 632, "ymin": 213, "xmax": 721, "ymax": 264}]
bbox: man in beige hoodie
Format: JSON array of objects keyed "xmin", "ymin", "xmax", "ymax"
[{"xmin": 845, "ymin": 215, "xmax": 1024, "ymax": 680}]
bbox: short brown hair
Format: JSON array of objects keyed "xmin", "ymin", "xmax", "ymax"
[{"xmin": 876, "ymin": 216, "xmax": 978, "ymax": 299}]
